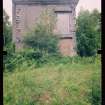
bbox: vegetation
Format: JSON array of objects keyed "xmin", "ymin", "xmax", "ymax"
[
  {"xmin": 4, "ymin": 56, "xmax": 101, "ymax": 105},
  {"xmin": 3, "ymin": 9, "xmax": 101, "ymax": 105},
  {"xmin": 3, "ymin": 9, "xmax": 15, "ymax": 72},
  {"xmin": 22, "ymin": 8, "xmax": 60, "ymax": 64},
  {"xmin": 76, "ymin": 9, "xmax": 101, "ymax": 56},
  {"xmin": 23, "ymin": 24, "xmax": 59, "ymax": 58},
  {"xmin": 3, "ymin": 9, "xmax": 13, "ymax": 50}
]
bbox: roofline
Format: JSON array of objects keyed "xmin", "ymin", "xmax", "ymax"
[{"xmin": 12, "ymin": 0, "xmax": 79, "ymax": 7}]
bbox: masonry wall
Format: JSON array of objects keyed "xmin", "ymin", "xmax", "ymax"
[
  {"xmin": 13, "ymin": 4, "xmax": 77, "ymax": 56},
  {"xmin": 59, "ymin": 38, "xmax": 76, "ymax": 56}
]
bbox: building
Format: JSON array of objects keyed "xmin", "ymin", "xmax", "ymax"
[{"xmin": 12, "ymin": 0, "xmax": 79, "ymax": 56}]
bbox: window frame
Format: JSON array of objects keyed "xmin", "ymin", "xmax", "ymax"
[{"xmin": 54, "ymin": 11, "xmax": 72, "ymax": 36}]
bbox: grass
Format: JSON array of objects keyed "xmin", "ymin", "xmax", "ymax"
[{"xmin": 3, "ymin": 56, "xmax": 101, "ymax": 105}]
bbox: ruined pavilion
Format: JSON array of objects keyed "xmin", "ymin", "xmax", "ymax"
[{"xmin": 12, "ymin": 0, "xmax": 79, "ymax": 56}]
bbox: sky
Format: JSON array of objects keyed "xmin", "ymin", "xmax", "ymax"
[{"xmin": 3, "ymin": 0, "xmax": 101, "ymax": 22}]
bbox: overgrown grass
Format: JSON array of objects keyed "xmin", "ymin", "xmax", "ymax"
[
  {"xmin": 4, "ymin": 52, "xmax": 100, "ymax": 72},
  {"xmin": 3, "ymin": 56, "xmax": 101, "ymax": 105}
]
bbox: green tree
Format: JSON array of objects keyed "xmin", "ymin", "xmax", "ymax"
[
  {"xmin": 23, "ymin": 9, "xmax": 59, "ymax": 59},
  {"xmin": 3, "ymin": 10, "xmax": 16, "ymax": 72},
  {"xmin": 3, "ymin": 9, "xmax": 12, "ymax": 50},
  {"xmin": 76, "ymin": 9, "xmax": 101, "ymax": 56}
]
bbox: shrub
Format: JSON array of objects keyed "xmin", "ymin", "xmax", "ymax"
[
  {"xmin": 23, "ymin": 9, "xmax": 60, "ymax": 62},
  {"xmin": 76, "ymin": 9, "xmax": 101, "ymax": 56},
  {"xmin": 23, "ymin": 24, "xmax": 59, "ymax": 57}
]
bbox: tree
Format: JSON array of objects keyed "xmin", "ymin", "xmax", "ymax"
[
  {"xmin": 76, "ymin": 9, "xmax": 101, "ymax": 56},
  {"xmin": 90, "ymin": 9, "xmax": 101, "ymax": 50},
  {"xmin": 3, "ymin": 9, "xmax": 12, "ymax": 48},
  {"xmin": 23, "ymin": 9, "xmax": 59, "ymax": 59},
  {"xmin": 3, "ymin": 10, "xmax": 15, "ymax": 69}
]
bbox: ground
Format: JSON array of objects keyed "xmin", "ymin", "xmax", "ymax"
[{"xmin": 3, "ymin": 57, "xmax": 101, "ymax": 105}]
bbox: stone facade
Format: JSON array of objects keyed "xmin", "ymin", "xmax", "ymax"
[{"xmin": 12, "ymin": 0, "xmax": 79, "ymax": 56}]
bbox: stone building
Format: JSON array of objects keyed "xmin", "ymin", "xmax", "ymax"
[{"xmin": 12, "ymin": 0, "xmax": 79, "ymax": 56}]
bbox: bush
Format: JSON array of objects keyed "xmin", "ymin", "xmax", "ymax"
[
  {"xmin": 76, "ymin": 9, "xmax": 101, "ymax": 56},
  {"xmin": 4, "ymin": 45, "xmax": 31, "ymax": 72},
  {"xmin": 23, "ymin": 24, "xmax": 59, "ymax": 57},
  {"xmin": 23, "ymin": 9, "xmax": 60, "ymax": 61}
]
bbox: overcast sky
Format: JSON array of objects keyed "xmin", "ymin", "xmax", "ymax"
[{"xmin": 3, "ymin": 0, "xmax": 101, "ymax": 22}]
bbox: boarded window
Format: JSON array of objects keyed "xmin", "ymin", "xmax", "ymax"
[{"xmin": 55, "ymin": 12, "xmax": 70, "ymax": 35}]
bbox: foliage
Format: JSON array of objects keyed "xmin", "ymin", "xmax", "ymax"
[
  {"xmin": 3, "ymin": 8, "xmax": 101, "ymax": 105},
  {"xmin": 4, "ymin": 56, "xmax": 101, "ymax": 105},
  {"xmin": 3, "ymin": 9, "xmax": 12, "ymax": 48},
  {"xmin": 23, "ymin": 9, "xmax": 59, "ymax": 60},
  {"xmin": 76, "ymin": 9, "xmax": 101, "ymax": 56},
  {"xmin": 3, "ymin": 9, "xmax": 16, "ymax": 71},
  {"xmin": 23, "ymin": 25, "xmax": 59, "ymax": 54},
  {"xmin": 4, "ymin": 54, "xmax": 100, "ymax": 72},
  {"xmin": 4, "ymin": 53, "xmax": 23, "ymax": 72}
]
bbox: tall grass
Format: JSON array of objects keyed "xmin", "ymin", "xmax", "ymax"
[
  {"xmin": 3, "ymin": 55, "xmax": 101, "ymax": 105},
  {"xmin": 4, "ymin": 52, "xmax": 101, "ymax": 72}
]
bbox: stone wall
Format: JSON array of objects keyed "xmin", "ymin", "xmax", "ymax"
[
  {"xmin": 59, "ymin": 38, "xmax": 76, "ymax": 56},
  {"xmin": 12, "ymin": 3, "xmax": 77, "ymax": 56}
]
